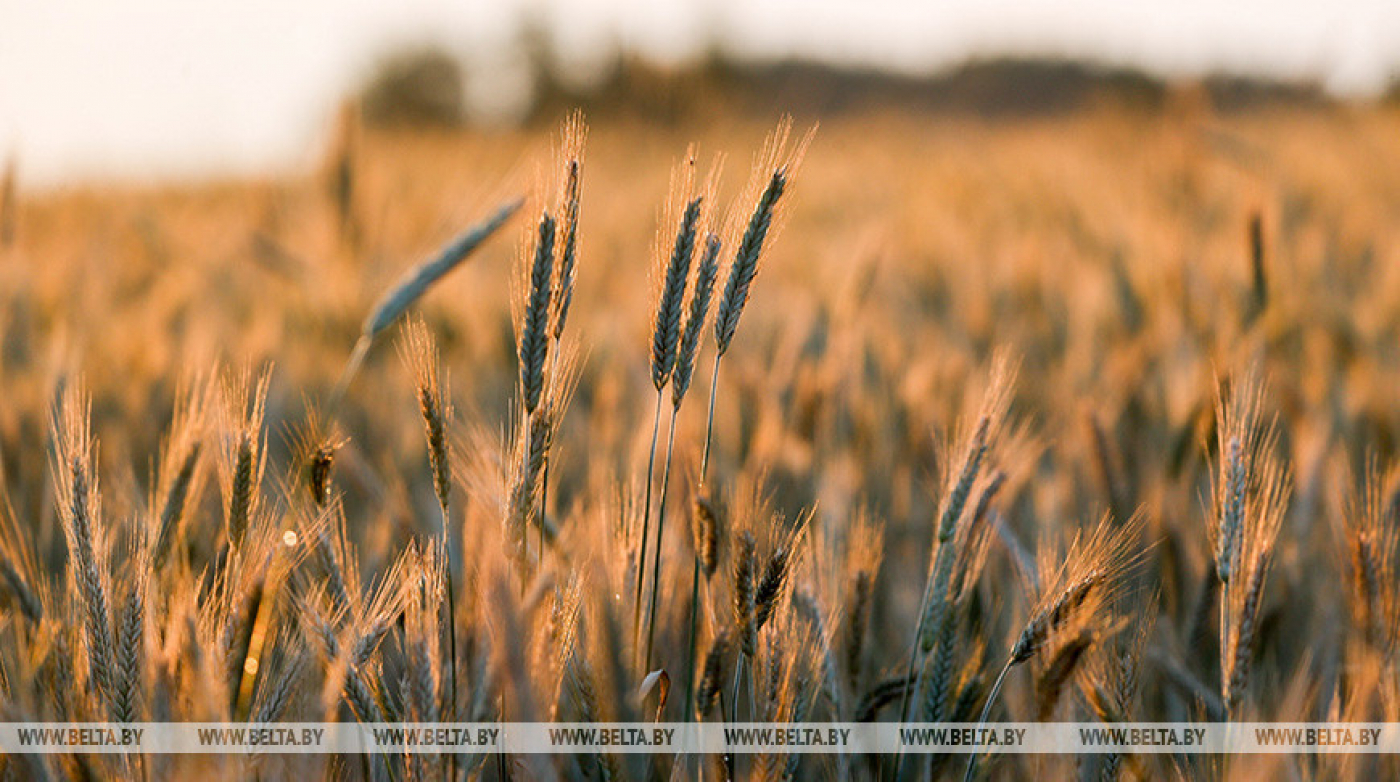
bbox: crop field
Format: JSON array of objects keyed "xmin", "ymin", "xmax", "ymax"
[{"xmin": 3, "ymin": 100, "xmax": 1400, "ymax": 779}]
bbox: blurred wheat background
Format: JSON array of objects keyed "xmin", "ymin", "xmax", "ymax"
[{"xmin": 5, "ymin": 37, "xmax": 1400, "ymax": 779}]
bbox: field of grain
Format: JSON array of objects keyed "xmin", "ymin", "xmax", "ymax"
[{"xmin": 4, "ymin": 100, "xmax": 1400, "ymax": 780}]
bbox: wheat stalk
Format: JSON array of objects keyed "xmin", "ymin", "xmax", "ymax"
[
  {"xmin": 1209, "ymin": 369, "xmax": 1287, "ymax": 718},
  {"xmin": 633, "ymin": 162, "xmax": 703, "ymax": 664},
  {"xmin": 964, "ymin": 513, "xmax": 1142, "ymax": 782},
  {"xmin": 332, "ymin": 196, "xmax": 522, "ymax": 405}
]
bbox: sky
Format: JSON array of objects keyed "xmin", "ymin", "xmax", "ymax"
[{"xmin": 3, "ymin": 0, "xmax": 1400, "ymax": 187}]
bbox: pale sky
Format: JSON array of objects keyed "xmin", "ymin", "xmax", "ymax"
[{"xmin": 3, "ymin": 0, "xmax": 1399, "ymax": 187}]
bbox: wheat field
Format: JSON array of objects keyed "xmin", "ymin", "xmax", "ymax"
[{"xmin": 3, "ymin": 99, "xmax": 1400, "ymax": 780}]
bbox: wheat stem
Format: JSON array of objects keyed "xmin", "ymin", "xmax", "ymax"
[
  {"xmin": 699, "ymin": 356, "xmax": 722, "ymax": 484},
  {"xmin": 633, "ymin": 391, "xmax": 664, "ymax": 662},
  {"xmin": 683, "ymin": 554, "xmax": 703, "ymax": 722},
  {"xmin": 643, "ymin": 408, "xmax": 681, "ymax": 672},
  {"xmin": 963, "ymin": 658, "xmax": 1014, "ymax": 782}
]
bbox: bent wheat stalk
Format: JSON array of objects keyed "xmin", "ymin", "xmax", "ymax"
[
  {"xmin": 331, "ymin": 196, "xmax": 522, "ymax": 406},
  {"xmin": 964, "ymin": 513, "xmax": 1140, "ymax": 782}
]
